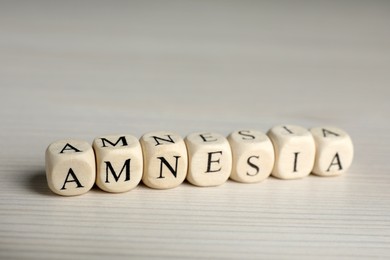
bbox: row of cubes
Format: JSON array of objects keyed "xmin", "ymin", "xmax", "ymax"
[{"xmin": 45, "ymin": 125, "xmax": 354, "ymax": 196}]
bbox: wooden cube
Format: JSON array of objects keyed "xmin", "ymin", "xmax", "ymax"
[
  {"xmin": 45, "ymin": 140, "xmax": 96, "ymax": 196},
  {"xmin": 93, "ymin": 134, "xmax": 143, "ymax": 193},
  {"xmin": 140, "ymin": 131, "xmax": 188, "ymax": 189},
  {"xmin": 185, "ymin": 132, "xmax": 232, "ymax": 187},
  {"xmin": 267, "ymin": 125, "xmax": 315, "ymax": 180},
  {"xmin": 228, "ymin": 130, "xmax": 274, "ymax": 183},
  {"xmin": 310, "ymin": 126, "xmax": 354, "ymax": 176}
]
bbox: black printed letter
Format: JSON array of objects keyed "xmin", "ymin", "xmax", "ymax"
[
  {"xmin": 152, "ymin": 135, "xmax": 175, "ymax": 146},
  {"xmin": 60, "ymin": 143, "xmax": 81, "ymax": 154},
  {"xmin": 157, "ymin": 156, "xmax": 181, "ymax": 179},
  {"xmin": 327, "ymin": 153, "xmax": 343, "ymax": 172},
  {"xmin": 293, "ymin": 152, "xmax": 300, "ymax": 172},
  {"xmin": 247, "ymin": 155, "xmax": 260, "ymax": 176},
  {"xmin": 61, "ymin": 168, "xmax": 84, "ymax": 190},
  {"xmin": 105, "ymin": 159, "xmax": 131, "ymax": 183},
  {"xmin": 101, "ymin": 136, "xmax": 128, "ymax": 147},
  {"xmin": 205, "ymin": 151, "xmax": 223, "ymax": 173},
  {"xmin": 238, "ymin": 130, "xmax": 255, "ymax": 140},
  {"xmin": 282, "ymin": 126, "xmax": 293, "ymax": 134},
  {"xmin": 322, "ymin": 129, "xmax": 340, "ymax": 138},
  {"xmin": 199, "ymin": 133, "xmax": 217, "ymax": 142}
]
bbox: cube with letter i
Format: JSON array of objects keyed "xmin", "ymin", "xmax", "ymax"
[{"xmin": 267, "ymin": 125, "xmax": 315, "ymax": 180}]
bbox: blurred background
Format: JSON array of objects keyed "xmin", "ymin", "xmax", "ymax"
[{"xmin": 1, "ymin": 1, "xmax": 389, "ymax": 140}]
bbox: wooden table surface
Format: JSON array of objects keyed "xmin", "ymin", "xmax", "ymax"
[{"xmin": 1, "ymin": 1, "xmax": 389, "ymax": 259}]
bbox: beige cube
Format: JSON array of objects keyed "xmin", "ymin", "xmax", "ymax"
[
  {"xmin": 185, "ymin": 132, "xmax": 232, "ymax": 187},
  {"xmin": 228, "ymin": 130, "xmax": 274, "ymax": 183},
  {"xmin": 310, "ymin": 126, "xmax": 354, "ymax": 176},
  {"xmin": 45, "ymin": 140, "xmax": 96, "ymax": 196},
  {"xmin": 93, "ymin": 134, "xmax": 143, "ymax": 193},
  {"xmin": 267, "ymin": 125, "xmax": 315, "ymax": 180},
  {"xmin": 140, "ymin": 131, "xmax": 188, "ymax": 189}
]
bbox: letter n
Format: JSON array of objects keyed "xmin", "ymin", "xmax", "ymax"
[
  {"xmin": 152, "ymin": 135, "xmax": 175, "ymax": 146},
  {"xmin": 157, "ymin": 156, "xmax": 181, "ymax": 178}
]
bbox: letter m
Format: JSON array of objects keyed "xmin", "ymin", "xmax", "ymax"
[
  {"xmin": 105, "ymin": 159, "xmax": 131, "ymax": 183},
  {"xmin": 101, "ymin": 136, "xmax": 128, "ymax": 147}
]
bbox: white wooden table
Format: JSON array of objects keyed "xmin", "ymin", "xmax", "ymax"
[{"xmin": 1, "ymin": 1, "xmax": 389, "ymax": 259}]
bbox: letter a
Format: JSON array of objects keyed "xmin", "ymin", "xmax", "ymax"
[
  {"xmin": 322, "ymin": 129, "xmax": 340, "ymax": 137},
  {"xmin": 60, "ymin": 143, "xmax": 81, "ymax": 153},
  {"xmin": 327, "ymin": 153, "xmax": 343, "ymax": 172},
  {"xmin": 61, "ymin": 168, "xmax": 84, "ymax": 190}
]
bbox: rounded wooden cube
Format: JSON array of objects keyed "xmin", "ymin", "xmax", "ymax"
[
  {"xmin": 185, "ymin": 132, "xmax": 232, "ymax": 187},
  {"xmin": 228, "ymin": 130, "xmax": 274, "ymax": 183},
  {"xmin": 310, "ymin": 126, "xmax": 354, "ymax": 176},
  {"xmin": 45, "ymin": 140, "xmax": 96, "ymax": 196},
  {"xmin": 93, "ymin": 134, "xmax": 143, "ymax": 193},
  {"xmin": 140, "ymin": 131, "xmax": 188, "ymax": 189},
  {"xmin": 267, "ymin": 125, "xmax": 315, "ymax": 180}
]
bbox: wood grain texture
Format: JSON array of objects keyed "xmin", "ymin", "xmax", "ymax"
[{"xmin": 1, "ymin": 1, "xmax": 389, "ymax": 259}]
